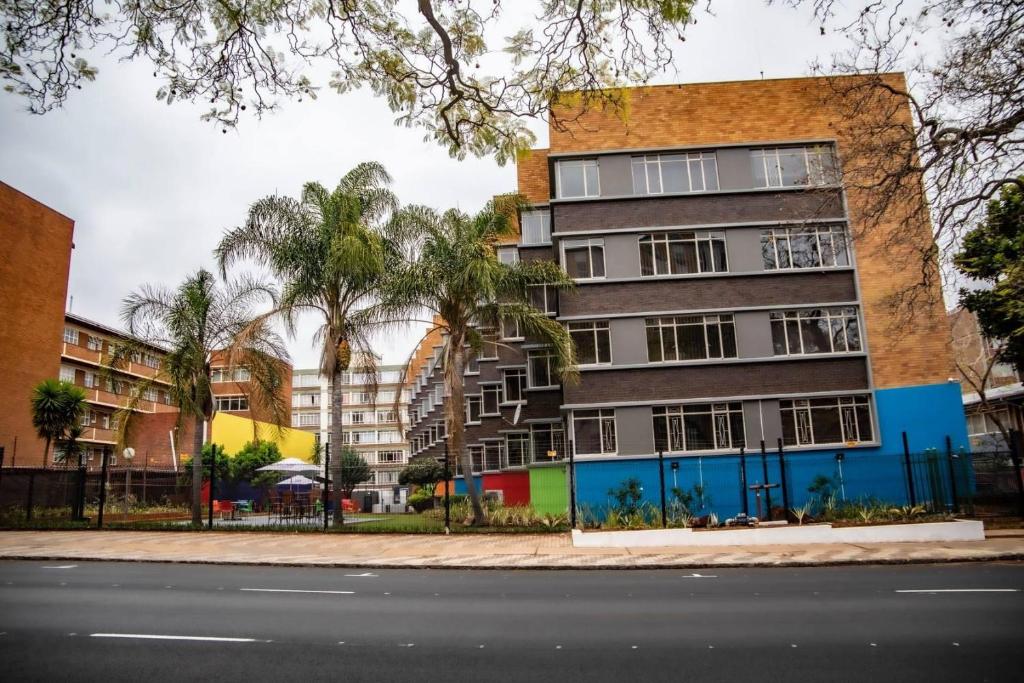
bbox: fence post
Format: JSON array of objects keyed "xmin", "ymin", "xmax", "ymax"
[
  {"xmin": 97, "ymin": 449, "xmax": 109, "ymax": 528},
  {"xmin": 658, "ymin": 449, "xmax": 667, "ymax": 528},
  {"xmin": 902, "ymin": 431, "xmax": 916, "ymax": 507},
  {"xmin": 760, "ymin": 440, "xmax": 772, "ymax": 521},
  {"xmin": 0, "ymin": 446, "xmax": 5, "ymax": 493},
  {"xmin": 322, "ymin": 441, "xmax": 331, "ymax": 532},
  {"xmin": 142, "ymin": 451, "xmax": 149, "ymax": 507},
  {"xmin": 568, "ymin": 439, "xmax": 577, "ymax": 529},
  {"xmin": 1009, "ymin": 430, "xmax": 1024, "ymax": 519},
  {"xmin": 944, "ymin": 436, "xmax": 960, "ymax": 514},
  {"xmin": 207, "ymin": 447, "xmax": 216, "ymax": 530},
  {"xmin": 25, "ymin": 472, "xmax": 35, "ymax": 521},
  {"xmin": 777, "ymin": 438, "xmax": 790, "ymax": 521},
  {"xmin": 443, "ymin": 439, "xmax": 451, "ymax": 534},
  {"xmin": 739, "ymin": 447, "xmax": 748, "ymax": 516},
  {"xmin": 75, "ymin": 449, "xmax": 87, "ymax": 520}
]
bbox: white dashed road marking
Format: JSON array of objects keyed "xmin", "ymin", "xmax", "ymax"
[
  {"xmin": 895, "ymin": 589, "xmax": 1019, "ymax": 594},
  {"xmin": 42, "ymin": 565, "xmax": 77, "ymax": 570},
  {"xmin": 90, "ymin": 633, "xmax": 259, "ymax": 643},
  {"xmin": 240, "ymin": 588, "xmax": 354, "ymax": 595}
]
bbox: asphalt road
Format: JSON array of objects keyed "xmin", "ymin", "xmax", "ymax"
[{"xmin": 0, "ymin": 560, "xmax": 1021, "ymax": 682}]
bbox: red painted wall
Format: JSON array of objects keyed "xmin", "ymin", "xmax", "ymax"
[{"xmin": 482, "ymin": 471, "xmax": 530, "ymax": 506}]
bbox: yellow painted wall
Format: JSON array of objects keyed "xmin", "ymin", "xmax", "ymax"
[{"xmin": 210, "ymin": 412, "xmax": 316, "ymax": 460}]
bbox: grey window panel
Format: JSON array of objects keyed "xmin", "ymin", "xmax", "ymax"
[
  {"xmin": 603, "ymin": 234, "xmax": 643, "ymax": 279},
  {"xmin": 716, "ymin": 147, "xmax": 755, "ymax": 190},
  {"xmin": 609, "ymin": 318, "xmax": 649, "ymax": 365},
  {"xmin": 724, "ymin": 228, "xmax": 765, "ymax": 273},
  {"xmin": 597, "ymin": 154, "xmax": 634, "ymax": 197},
  {"xmin": 733, "ymin": 311, "xmax": 774, "ymax": 358},
  {"xmin": 615, "ymin": 405, "xmax": 655, "ymax": 456}
]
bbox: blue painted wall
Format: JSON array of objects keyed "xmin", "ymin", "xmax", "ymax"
[{"xmin": 573, "ymin": 382, "xmax": 972, "ymax": 521}]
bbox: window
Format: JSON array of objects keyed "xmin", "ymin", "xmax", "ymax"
[
  {"xmin": 770, "ymin": 308, "xmax": 862, "ymax": 356},
  {"xmin": 349, "ymin": 411, "xmax": 365, "ymax": 425},
  {"xmin": 63, "ymin": 327, "xmax": 79, "ymax": 344},
  {"xmin": 141, "ymin": 353, "xmax": 161, "ymax": 369},
  {"xmin": 380, "ymin": 448, "xmax": 403, "ymax": 464},
  {"xmin": 101, "ymin": 413, "xmax": 110, "ymax": 430},
  {"xmin": 505, "ymin": 433, "xmax": 530, "ymax": 468},
  {"xmin": 215, "ymin": 395, "xmax": 249, "ymax": 412},
  {"xmin": 761, "ymin": 225, "xmax": 850, "ymax": 270},
  {"xmin": 646, "ymin": 315, "xmax": 737, "ymax": 363},
  {"xmin": 87, "ymin": 335, "xmax": 103, "ymax": 351},
  {"xmin": 81, "ymin": 410, "xmax": 96, "ymax": 427},
  {"xmin": 143, "ymin": 387, "xmax": 158, "ymax": 402},
  {"xmin": 83, "ymin": 371, "xmax": 97, "ymax": 388},
  {"xmin": 479, "ymin": 331, "xmax": 499, "ymax": 360},
  {"xmin": 483, "ymin": 441, "xmax": 503, "ymax": 471},
  {"xmin": 653, "ymin": 403, "xmax": 745, "ymax": 453},
  {"xmin": 500, "ymin": 317, "xmax": 522, "ymax": 340},
  {"xmin": 378, "ymin": 470, "xmax": 399, "ymax": 485},
  {"xmin": 470, "ymin": 446, "xmax": 484, "ymax": 474},
  {"xmin": 497, "ymin": 247, "xmax": 519, "ymax": 266},
  {"xmin": 780, "ymin": 395, "xmax": 874, "ymax": 446},
  {"xmin": 521, "ymin": 210, "xmax": 551, "ymax": 244},
  {"xmin": 377, "ymin": 430, "xmax": 402, "ymax": 444},
  {"xmin": 465, "ymin": 353, "xmax": 480, "ymax": 375},
  {"xmin": 377, "ymin": 410, "xmax": 397, "ymax": 423},
  {"xmin": 528, "ymin": 284, "xmax": 558, "ymax": 315},
  {"xmin": 562, "ymin": 239, "xmax": 605, "ymax": 280},
  {"xmin": 481, "ymin": 384, "xmax": 503, "ymax": 416},
  {"xmin": 639, "ymin": 231, "xmax": 727, "ymax": 276},
  {"xmin": 572, "ymin": 410, "xmax": 617, "ymax": 456},
  {"xmin": 568, "ymin": 321, "xmax": 611, "ymax": 365},
  {"xmin": 632, "ymin": 152, "xmax": 719, "ymax": 194},
  {"xmin": 502, "ymin": 368, "xmax": 527, "ymax": 403},
  {"xmin": 531, "ymin": 423, "xmax": 566, "ymax": 461},
  {"xmin": 751, "ymin": 145, "xmax": 837, "ymax": 188},
  {"xmin": 527, "ymin": 348, "xmax": 558, "ymax": 388},
  {"xmin": 556, "ymin": 159, "xmax": 600, "ymax": 198},
  {"xmin": 211, "ymin": 367, "xmax": 251, "ymax": 383},
  {"xmin": 295, "ymin": 412, "xmax": 319, "ymax": 427},
  {"xmin": 466, "ymin": 395, "xmax": 482, "ymax": 424},
  {"xmin": 59, "ymin": 365, "xmax": 76, "ymax": 383}
]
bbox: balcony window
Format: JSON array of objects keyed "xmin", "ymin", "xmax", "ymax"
[
  {"xmin": 556, "ymin": 159, "xmax": 599, "ymax": 198},
  {"xmin": 770, "ymin": 307, "xmax": 862, "ymax": 356},
  {"xmin": 378, "ymin": 450, "xmax": 404, "ymax": 464},
  {"xmin": 531, "ymin": 423, "xmax": 566, "ymax": 462},
  {"xmin": 562, "ymin": 238, "xmax": 605, "ymax": 280},
  {"xmin": 639, "ymin": 230, "xmax": 727, "ymax": 276},
  {"xmin": 568, "ymin": 321, "xmax": 611, "ymax": 365},
  {"xmin": 632, "ymin": 152, "xmax": 718, "ymax": 194},
  {"xmin": 63, "ymin": 327, "xmax": 79, "ymax": 345},
  {"xmin": 87, "ymin": 335, "xmax": 103, "ymax": 351},
  {"xmin": 781, "ymin": 395, "xmax": 873, "ymax": 446},
  {"xmin": 645, "ymin": 315, "xmax": 737, "ymax": 363},
  {"xmin": 653, "ymin": 403, "xmax": 745, "ymax": 453},
  {"xmin": 505, "ymin": 433, "xmax": 530, "ymax": 468},
  {"xmin": 59, "ymin": 365, "xmax": 76, "ymax": 384},
  {"xmin": 761, "ymin": 225, "xmax": 849, "ymax": 270},
  {"xmin": 572, "ymin": 409, "xmax": 617, "ymax": 456},
  {"xmin": 751, "ymin": 145, "xmax": 838, "ymax": 188},
  {"xmin": 521, "ymin": 210, "xmax": 551, "ymax": 244}
]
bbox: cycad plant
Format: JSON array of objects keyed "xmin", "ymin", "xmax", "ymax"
[
  {"xmin": 113, "ymin": 268, "xmax": 288, "ymax": 526},
  {"xmin": 216, "ymin": 162, "xmax": 400, "ymax": 524},
  {"xmin": 30, "ymin": 378, "xmax": 87, "ymax": 466},
  {"xmin": 381, "ymin": 198, "xmax": 576, "ymax": 525}
]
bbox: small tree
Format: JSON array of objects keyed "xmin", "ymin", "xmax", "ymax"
[
  {"xmin": 230, "ymin": 441, "xmax": 284, "ymax": 495},
  {"xmin": 178, "ymin": 443, "xmax": 229, "ymax": 488},
  {"xmin": 337, "ymin": 448, "xmax": 371, "ymax": 499},
  {"xmin": 30, "ymin": 379, "xmax": 87, "ymax": 466},
  {"xmin": 398, "ymin": 456, "xmax": 445, "ymax": 493}
]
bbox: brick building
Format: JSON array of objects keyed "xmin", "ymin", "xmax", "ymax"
[
  {"xmin": 291, "ymin": 353, "xmax": 410, "ymax": 498},
  {"xmin": 0, "ymin": 183, "xmax": 75, "ymax": 467},
  {"xmin": 406, "ymin": 75, "xmax": 970, "ymax": 517}
]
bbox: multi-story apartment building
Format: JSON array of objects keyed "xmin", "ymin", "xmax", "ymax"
[
  {"xmin": 407, "ymin": 75, "xmax": 969, "ymax": 517},
  {"xmin": 291, "ymin": 353, "xmax": 410, "ymax": 496},
  {"xmin": 0, "ymin": 182, "xmax": 74, "ymax": 468},
  {"xmin": 58, "ymin": 313, "xmax": 178, "ymax": 466}
]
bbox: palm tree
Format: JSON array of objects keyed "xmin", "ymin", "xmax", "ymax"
[
  {"xmin": 381, "ymin": 198, "xmax": 577, "ymax": 525},
  {"xmin": 215, "ymin": 162, "xmax": 400, "ymax": 524},
  {"xmin": 114, "ymin": 268, "xmax": 289, "ymax": 526},
  {"xmin": 30, "ymin": 379, "xmax": 87, "ymax": 466}
]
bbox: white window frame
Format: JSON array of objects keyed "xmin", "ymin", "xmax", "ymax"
[
  {"xmin": 86, "ymin": 335, "xmax": 103, "ymax": 351},
  {"xmin": 465, "ymin": 395, "xmax": 483, "ymax": 425},
  {"xmin": 527, "ymin": 349, "xmax": 558, "ymax": 389},
  {"xmin": 500, "ymin": 317, "xmax": 523, "ymax": 341},
  {"xmin": 631, "ymin": 152, "xmax": 719, "ymax": 195},
  {"xmin": 481, "ymin": 384, "xmax": 503, "ymax": 416},
  {"xmin": 556, "ymin": 159, "xmax": 600, "ymax": 198},
  {"xmin": 567, "ymin": 320, "xmax": 612, "ymax": 366},
  {"xmin": 528, "ymin": 284, "xmax": 558, "ymax": 316},
  {"xmin": 653, "ymin": 402, "xmax": 745, "ymax": 453},
  {"xmin": 645, "ymin": 314, "xmax": 737, "ymax": 363},
  {"xmin": 504, "ymin": 433, "xmax": 531, "ymax": 468},
  {"xmin": 214, "ymin": 395, "xmax": 249, "ymax": 412},
  {"xmin": 63, "ymin": 327, "xmax": 79, "ymax": 345},
  {"xmin": 751, "ymin": 145, "xmax": 837, "ymax": 188},
  {"xmin": 502, "ymin": 367, "xmax": 528, "ymax": 404},
  {"xmin": 760, "ymin": 224, "xmax": 850, "ymax": 271},
  {"xmin": 770, "ymin": 307, "xmax": 862, "ymax": 356},
  {"xmin": 638, "ymin": 230, "xmax": 728, "ymax": 276},
  {"xmin": 59, "ymin": 365, "xmax": 76, "ymax": 383},
  {"xmin": 572, "ymin": 409, "xmax": 617, "ymax": 456},
  {"xmin": 497, "ymin": 247, "xmax": 519, "ymax": 266},
  {"xmin": 521, "ymin": 209, "xmax": 551, "ymax": 245},
  {"xmin": 561, "ymin": 238, "xmax": 606, "ymax": 281},
  {"xmin": 780, "ymin": 395, "xmax": 874, "ymax": 446}
]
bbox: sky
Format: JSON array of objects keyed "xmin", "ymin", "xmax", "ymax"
[{"xmin": 0, "ymin": 1, "xmax": 928, "ymax": 370}]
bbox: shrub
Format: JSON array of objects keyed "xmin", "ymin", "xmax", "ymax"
[
  {"xmin": 407, "ymin": 489, "xmax": 435, "ymax": 512},
  {"xmin": 608, "ymin": 478, "xmax": 644, "ymax": 515}
]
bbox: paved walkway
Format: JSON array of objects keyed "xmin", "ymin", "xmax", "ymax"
[{"xmin": 0, "ymin": 530, "xmax": 1022, "ymax": 568}]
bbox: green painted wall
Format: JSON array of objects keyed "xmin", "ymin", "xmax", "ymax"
[{"xmin": 529, "ymin": 464, "xmax": 567, "ymax": 515}]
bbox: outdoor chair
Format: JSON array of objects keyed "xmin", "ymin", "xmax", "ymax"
[{"xmin": 218, "ymin": 501, "xmax": 234, "ymax": 520}]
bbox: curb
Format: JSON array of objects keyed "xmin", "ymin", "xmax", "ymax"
[{"xmin": 1, "ymin": 552, "xmax": 1022, "ymax": 570}]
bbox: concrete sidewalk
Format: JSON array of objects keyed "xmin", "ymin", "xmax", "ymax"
[{"xmin": 1, "ymin": 530, "xmax": 1022, "ymax": 569}]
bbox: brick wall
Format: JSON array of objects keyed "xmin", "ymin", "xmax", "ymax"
[
  {"xmin": 0, "ymin": 183, "xmax": 74, "ymax": 466},
  {"xmin": 515, "ymin": 148, "xmax": 551, "ymax": 204},
  {"xmin": 523, "ymin": 74, "xmax": 952, "ymax": 390}
]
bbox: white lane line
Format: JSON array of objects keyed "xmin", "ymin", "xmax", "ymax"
[
  {"xmin": 90, "ymin": 633, "xmax": 259, "ymax": 643},
  {"xmin": 682, "ymin": 573, "xmax": 718, "ymax": 578},
  {"xmin": 240, "ymin": 588, "xmax": 354, "ymax": 595},
  {"xmin": 895, "ymin": 589, "xmax": 1020, "ymax": 594},
  {"xmin": 42, "ymin": 565, "xmax": 77, "ymax": 570},
  {"xmin": 344, "ymin": 572, "xmax": 377, "ymax": 577}
]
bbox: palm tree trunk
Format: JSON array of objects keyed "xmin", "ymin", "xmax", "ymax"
[
  {"xmin": 447, "ymin": 338, "xmax": 485, "ymax": 525},
  {"xmin": 191, "ymin": 414, "xmax": 204, "ymax": 526},
  {"xmin": 330, "ymin": 367, "xmax": 346, "ymax": 525},
  {"xmin": 43, "ymin": 437, "xmax": 51, "ymax": 470}
]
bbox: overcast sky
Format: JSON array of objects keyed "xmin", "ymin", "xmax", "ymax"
[{"xmin": 0, "ymin": 1, "xmax": 930, "ymax": 370}]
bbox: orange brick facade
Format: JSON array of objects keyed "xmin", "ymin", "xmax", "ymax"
[
  {"xmin": 0, "ymin": 183, "xmax": 74, "ymax": 467},
  {"xmin": 521, "ymin": 75, "xmax": 953, "ymax": 391}
]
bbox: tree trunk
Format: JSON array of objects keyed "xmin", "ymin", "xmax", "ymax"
[
  {"xmin": 447, "ymin": 337, "xmax": 485, "ymax": 525},
  {"xmin": 330, "ymin": 367, "xmax": 346, "ymax": 525},
  {"xmin": 43, "ymin": 437, "xmax": 51, "ymax": 470},
  {"xmin": 191, "ymin": 414, "xmax": 204, "ymax": 526}
]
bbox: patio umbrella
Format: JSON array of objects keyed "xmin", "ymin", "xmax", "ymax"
[
  {"xmin": 256, "ymin": 457, "xmax": 320, "ymax": 473},
  {"xmin": 276, "ymin": 475, "xmax": 315, "ymax": 486}
]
